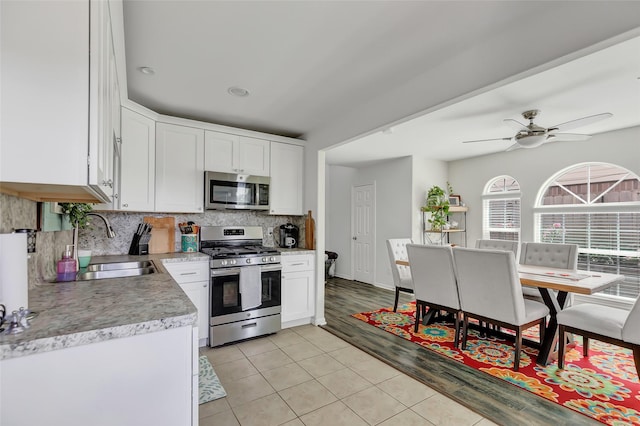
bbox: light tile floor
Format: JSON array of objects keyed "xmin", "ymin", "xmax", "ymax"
[{"xmin": 199, "ymin": 325, "xmax": 498, "ymax": 426}]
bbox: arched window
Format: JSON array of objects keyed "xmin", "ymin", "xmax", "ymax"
[
  {"xmin": 482, "ymin": 176, "xmax": 521, "ymax": 242},
  {"xmin": 535, "ymin": 162, "xmax": 640, "ymax": 299}
]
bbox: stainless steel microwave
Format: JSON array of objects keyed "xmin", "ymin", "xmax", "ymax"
[{"xmin": 204, "ymin": 171, "xmax": 270, "ymax": 210}]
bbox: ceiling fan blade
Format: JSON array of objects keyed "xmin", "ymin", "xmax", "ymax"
[
  {"xmin": 505, "ymin": 143, "xmax": 521, "ymax": 152},
  {"xmin": 548, "ymin": 133, "xmax": 592, "ymax": 141},
  {"xmin": 462, "ymin": 137, "xmax": 512, "ymax": 144},
  {"xmin": 549, "ymin": 112, "xmax": 612, "ymax": 132},
  {"xmin": 503, "ymin": 118, "xmax": 527, "ymax": 131}
]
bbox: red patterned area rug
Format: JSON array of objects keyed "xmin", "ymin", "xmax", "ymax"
[{"xmin": 352, "ymin": 302, "xmax": 640, "ymax": 425}]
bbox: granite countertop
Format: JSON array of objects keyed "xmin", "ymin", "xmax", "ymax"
[
  {"xmin": 278, "ymin": 248, "xmax": 316, "ymax": 255},
  {"xmin": 0, "ymin": 252, "xmax": 209, "ymax": 361}
]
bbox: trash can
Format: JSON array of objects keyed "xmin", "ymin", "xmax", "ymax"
[{"xmin": 325, "ymin": 251, "xmax": 338, "ymax": 277}]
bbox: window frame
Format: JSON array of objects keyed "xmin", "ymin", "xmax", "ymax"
[
  {"xmin": 533, "ymin": 162, "xmax": 640, "ymax": 303},
  {"xmin": 482, "ymin": 175, "xmax": 521, "ymax": 243}
]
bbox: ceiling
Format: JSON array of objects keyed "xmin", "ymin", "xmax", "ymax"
[{"xmin": 122, "ymin": 1, "xmax": 640, "ymax": 167}]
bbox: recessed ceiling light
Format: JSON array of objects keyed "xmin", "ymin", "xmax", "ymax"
[
  {"xmin": 138, "ymin": 66, "xmax": 155, "ymax": 75},
  {"xmin": 228, "ymin": 86, "xmax": 250, "ymax": 97}
]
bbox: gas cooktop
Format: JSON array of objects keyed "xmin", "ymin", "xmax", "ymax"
[{"xmin": 200, "ymin": 225, "xmax": 281, "ymax": 268}]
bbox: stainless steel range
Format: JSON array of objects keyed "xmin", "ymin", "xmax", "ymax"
[{"xmin": 201, "ymin": 226, "xmax": 281, "ymax": 347}]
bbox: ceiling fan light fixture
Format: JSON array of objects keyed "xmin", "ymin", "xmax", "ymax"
[{"xmin": 517, "ymin": 134, "xmax": 548, "ymax": 148}]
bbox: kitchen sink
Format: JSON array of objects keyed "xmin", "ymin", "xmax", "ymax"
[
  {"xmin": 85, "ymin": 260, "xmax": 154, "ymax": 271},
  {"xmin": 76, "ymin": 261, "xmax": 156, "ymax": 281}
]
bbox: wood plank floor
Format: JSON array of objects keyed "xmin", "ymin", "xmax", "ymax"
[{"xmin": 321, "ymin": 277, "xmax": 599, "ymax": 426}]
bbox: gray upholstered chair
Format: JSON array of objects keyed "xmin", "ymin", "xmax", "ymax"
[
  {"xmin": 406, "ymin": 244, "xmax": 461, "ymax": 347},
  {"xmin": 557, "ymin": 298, "xmax": 640, "ymax": 376},
  {"xmin": 386, "ymin": 238, "xmax": 414, "ymax": 312},
  {"xmin": 452, "ymin": 247, "xmax": 549, "ymax": 371},
  {"xmin": 475, "ymin": 239, "xmax": 519, "ymax": 256},
  {"xmin": 519, "ymin": 242, "xmax": 579, "ymax": 301}
]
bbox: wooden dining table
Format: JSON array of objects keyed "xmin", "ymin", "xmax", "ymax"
[{"xmin": 395, "ymin": 259, "xmax": 625, "ymax": 365}]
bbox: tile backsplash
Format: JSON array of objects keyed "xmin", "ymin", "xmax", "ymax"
[{"xmin": 0, "ymin": 193, "xmax": 307, "ymax": 285}]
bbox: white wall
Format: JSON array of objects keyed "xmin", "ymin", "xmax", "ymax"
[
  {"xmin": 412, "ymin": 157, "xmax": 449, "ymax": 243},
  {"xmin": 448, "ymin": 126, "xmax": 640, "ymax": 246},
  {"xmin": 325, "ymin": 165, "xmax": 358, "ymax": 278},
  {"xmin": 325, "ymin": 156, "xmax": 449, "ymax": 289}
]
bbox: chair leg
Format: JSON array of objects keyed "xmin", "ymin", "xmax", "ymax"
[
  {"xmin": 453, "ymin": 311, "xmax": 460, "ymax": 348},
  {"xmin": 557, "ymin": 325, "xmax": 566, "ymax": 369},
  {"xmin": 393, "ymin": 287, "xmax": 400, "ymax": 312},
  {"xmin": 414, "ymin": 301, "xmax": 421, "ymax": 333},
  {"xmin": 583, "ymin": 336, "xmax": 589, "ymax": 357},
  {"xmin": 632, "ymin": 346, "xmax": 640, "ymax": 378},
  {"xmin": 514, "ymin": 327, "xmax": 522, "ymax": 372},
  {"xmin": 462, "ymin": 314, "xmax": 469, "ymax": 350}
]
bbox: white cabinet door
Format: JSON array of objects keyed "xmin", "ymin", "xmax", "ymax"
[
  {"xmin": 156, "ymin": 123, "xmax": 204, "ymax": 213},
  {"xmin": 281, "ymin": 271, "xmax": 315, "ymax": 323},
  {"xmin": 281, "ymin": 254, "xmax": 315, "ymax": 326},
  {"xmin": 0, "ymin": 0, "xmax": 112, "ymax": 202},
  {"xmin": 269, "ymin": 142, "xmax": 304, "ymax": 215},
  {"xmin": 164, "ymin": 261, "xmax": 210, "ymax": 346},
  {"xmin": 120, "ymin": 107, "xmax": 156, "ymax": 211},
  {"xmin": 180, "ymin": 281, "xmax": 210, "ymax": 344},
  {"xmin": 237, "ymin": 136, "xmax": 270, "ymax": 176},
  {"xmin": 204, "ymin": 131, "xmax": 270, "ymax": 176},
  {"xmin": 204, "ymin": 131, "xmax": 236, "ymax": 173}
]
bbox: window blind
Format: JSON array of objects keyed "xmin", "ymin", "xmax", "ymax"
[{"xmin": 483, "ymin": 198, "xmax": 521, "ymax": 242}]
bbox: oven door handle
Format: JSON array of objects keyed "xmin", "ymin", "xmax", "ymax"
[{"xmin": 210, "ymin": 264, "xmax": 282, "ymax": 277}]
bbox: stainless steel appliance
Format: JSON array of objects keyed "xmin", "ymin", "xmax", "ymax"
[
  {"xmin": 278, "ymin": 223, "xmax": 299, "ymax": 248},
  {"xmin": 201, "ymin": 226, "xmax": 281, "ymax": 346},
  {"xmin": 204, "ymin": 171, "xmax": 270, "ymax": 211}
]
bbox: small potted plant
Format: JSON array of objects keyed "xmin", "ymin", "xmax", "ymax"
[
  {"xmin": 59, "ymin": 203, "xmax": 93, "ymax": 265},
  {"xmin": 421, "ymin": 185, "xmax": 450, "ymax": 231}
]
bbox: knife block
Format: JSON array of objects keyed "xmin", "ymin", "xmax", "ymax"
[{"xmin": 128, "ymin": 233, "xmax": 149, "ymax": 255}]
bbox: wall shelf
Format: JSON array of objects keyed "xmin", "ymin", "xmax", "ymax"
[{"xmin": 422, "ymin": 206, "xmax": 468, "ymax": 246}]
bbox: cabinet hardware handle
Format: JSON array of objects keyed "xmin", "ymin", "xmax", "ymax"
[
  {"xmin": 180, "ymin": 272, "xmax": 197, "ymax": 276},
  {"xmin": 122, "ymin": 203, "xmax": 128, "ymax": 207},
  {"xmin": 202, "ymin": 283, "xmax": 207, "ymax": 288},
  {"xmin": 290, "ymin": 263, "xmax": 305, "ymax": 266},
  {"xmin": 241, "ymin": 322, "xmax": 257, "ymax": 329}
]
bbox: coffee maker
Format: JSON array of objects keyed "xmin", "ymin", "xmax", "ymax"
[{"xmin": 278, "ymin": 223, "xmax": 299, "ymax": 248}]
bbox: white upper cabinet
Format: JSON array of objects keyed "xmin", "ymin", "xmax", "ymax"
[
  {"xmin": 269, "ymin": 142, "xmax": 304, "ymax": 215},
  {"xmin": 204, "ymin": 131, "xmax": 270, "ymax": 176},
  {"xmin": 0, "ymin": 0, "xmax": 120, "ymax": 203},
  {"xmin": 155, "ymin": 123, "xmax": 204, "ymax": 213},
  {"xmin": 119, "ymin": 107, "xmax": 156, "ymax": 211}
]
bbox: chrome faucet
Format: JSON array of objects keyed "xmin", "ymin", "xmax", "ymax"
[{"xmin": 87, "ymin": 213, "xmax": 116, "ymax": 238}]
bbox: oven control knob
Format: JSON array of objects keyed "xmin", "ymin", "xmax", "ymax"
[
  {"xmin": 230, "ymin": 259, "xmax": 236, "ymax": 265},
  {"xmin": 262, "ymin": 257, "xmax": 267, "ymax": 263},
  {"xmin": 270, "ymin": 256, "xmax": 276, "ymax": 262},
  {"xmin": 221, "ymin": 260, "xmax": 227, "ymax": 266},
  {"xmin": 246, "ymin": 258, "xmax": 251, "ymax": 264}
]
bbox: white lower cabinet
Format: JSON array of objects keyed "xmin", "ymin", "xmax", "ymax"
[
  {"xmin": 281, "ymin": 253, "xmax": 315, "ymax": 328},
  {"xmin": 1, "ymin": 326, "xmax": 194, "ymax": 426},
  {"xmin": 164, "ymin": 261, "xmax": 210, "ymax": 346}
]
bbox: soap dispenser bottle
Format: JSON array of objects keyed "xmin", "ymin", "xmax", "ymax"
[{"xmin": 57, "ymin": 245, "xmax": 77, "ymax": 282}]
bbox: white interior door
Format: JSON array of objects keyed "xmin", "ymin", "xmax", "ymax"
[{"xmin": 352, "ymin": 183, "xmax": 375, "ymax": 284}]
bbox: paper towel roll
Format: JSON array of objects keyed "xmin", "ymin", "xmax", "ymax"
[{"xmin": 0, "ymin": 233, "xmax": 29, "ymax": 313}]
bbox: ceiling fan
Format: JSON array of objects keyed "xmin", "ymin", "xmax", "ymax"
[{"xmin": 462, "ymin": 109, "xmax": 613, "ymax": 151}]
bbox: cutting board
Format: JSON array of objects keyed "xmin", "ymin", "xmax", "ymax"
[
  {"xmin": 143, "ymin": 216, "xmax": 175, "ymax": 254},
  {"xmin": 305, "ymin": 210, "xmax": 315, "ymax": 249}
]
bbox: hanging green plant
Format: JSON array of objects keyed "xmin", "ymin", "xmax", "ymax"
[
  {"xmin": 421, "ymin": 185, "xmax": 450, "ymax": 231},
  {"xmin": 59, "ymin": 203, "xmax": 93, "ymax": 229}
]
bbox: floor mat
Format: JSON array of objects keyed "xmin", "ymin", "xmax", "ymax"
[
  {"xmin": 353, "ymin": 302, "xmax": 640, "ymax": 425},
  {"xmin": 199, "ymin": 355, "xmax": 226, "ymax": 404}
]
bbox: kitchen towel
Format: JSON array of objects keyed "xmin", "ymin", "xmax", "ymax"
[
  {"xmin": 239, "ymin": 265, "xmax": 262, "ymax": 311},
  {"xmin": 0, "ymin": 233, "xmax": 29, "ymax": 313}
]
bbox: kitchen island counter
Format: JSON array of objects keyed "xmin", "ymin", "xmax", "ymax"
[{"xmin": 0, "ymin": 252, "xmax": 208, "ymax": 360}]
